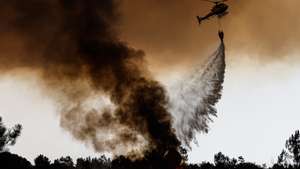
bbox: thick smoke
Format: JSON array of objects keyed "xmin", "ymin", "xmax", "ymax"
[
  {"xmin": 0, "ymin": 0, "xmax": 179, "ymax": 156},
  {"xmin": 0, "ymin": 0, "xmax": 227, "ymax": 159},
  {"xmin": 169, "ymin": 40, "xmax": 225, "ymax": 147}
]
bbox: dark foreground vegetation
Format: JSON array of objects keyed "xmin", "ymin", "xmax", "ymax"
[{"xmin": 1, "ymin": 116, "xmax": 300, "ymax": 169}]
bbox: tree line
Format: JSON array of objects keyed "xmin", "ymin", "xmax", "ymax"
[{"xmin": 0, "ymin": 116, "xmax": 299, "ymax": 169}]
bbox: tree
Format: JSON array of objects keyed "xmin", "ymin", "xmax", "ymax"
[
  {"xmin": 53, "ymin": 156, "xmax": 74, "ymax": 169},
  {"xmin": 214, "ymin": 152, "xmax": 230, "ymax": 166},
  {"xmin": 285, "ymin": 130, "xmax": 300, "ymax": 167},
  {"xmin": 214, "ymin": 152, "xmax": 237, "ymax": 169},
  {"xmin": 276, "ymin": 149, "xmax": 290, "ymax": 167},
  {"xmin": 76, "ymin": 156, "xmax": 111, "ymax": 169},
  {"xmin": 0, "ymin": 152, "xmax": 32, "ymax": 169},
  {"xmin": 34, "ymin": 154, "xmax": 51, "ymax": 169},
  {"xmin": 198, "ymin": 162, "xmax": 214, "ymax": 169},
  {"xmin": 238, "ymin": 156, "xmax": 245, "ymax": 164},
  {"xmin": 0, "ymin": 116, "xmax": 22, "ymax": 152}
]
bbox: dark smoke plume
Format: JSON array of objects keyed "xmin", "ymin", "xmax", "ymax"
[
  {"xmin": 0, "ymin": 0, "xmax": 227, "ymax": 160},
  {"xmin": 0, "ymin": 0, "xmax": 180, "ymax": 156}
]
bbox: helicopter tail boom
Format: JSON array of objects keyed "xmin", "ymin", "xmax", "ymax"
[{"xmin": 197, "ymin": 13, "xmax": 213, "ymax": 25}]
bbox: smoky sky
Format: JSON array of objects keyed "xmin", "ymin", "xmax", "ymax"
[
  {"xmin": 0, "ymin": 0, "xmax": 290, "ymax": 159},
  {"xmin": 119, "ymin": 0, "xmax": 300, "ymax": 70},
  {"xmin": 0, "ymin": 0, "xmax": 182, "ymax": 157}
]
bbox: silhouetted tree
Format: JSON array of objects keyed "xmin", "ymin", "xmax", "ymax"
[
  {"xmin": 0, "ymin": 151, "xmax": 32, "ymax": 169},
  {"xmin": 198, "ymin": 162, "xmax": 214, "ymax": 169},
  {"xmin": 276, "ymin": 149, "xmax": 290, "ymax": 168},
  {"xmin": 34, "ymin": 154, "xmax": 51, "ymax": 169},
  {"xmin": 238, "ymin": 156, "xmax": 245, "ymax": 164},
  {"xmin": 52, "ymin": 156, "xmax": 74, "ymax": 169},
  {"xmin": 111, "ymin": 155, "xmax": 133, "ymax": 169},
  {"xmin": 187, "ymin": 163, "xmax": 201, "ymax": 169},
  {"xmin": 76, "ymin": 156, "xmax": 111, "ymax": 169},
  {"xmin": 214, "ymin": 152, "xmax": 236, "ymax": 169},
  {"xmin": 235, "ymin": 162, "xmax": 262, "ymax": 169},
  {"xmin": 285, "ymin": 130, "xmax": 300, "ymax": 167},
  {"xmin": 0, "ymin": 116, "xmax": 22, "ymax": 152}
]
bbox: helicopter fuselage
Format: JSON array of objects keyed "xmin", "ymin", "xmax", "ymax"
[
  {"xmin": 197, "ymin": 3, "xmax": 229, "ymax": 24},
  {"xmin": 211, "ymin": 3, "xmax": 228, "ymax": 17}
]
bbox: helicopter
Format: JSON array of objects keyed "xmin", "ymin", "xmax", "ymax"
[{"xmin": 197, "ymin": 0, "xmax": 229, "ymax": 25}]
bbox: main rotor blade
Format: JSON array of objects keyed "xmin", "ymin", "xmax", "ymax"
[
  {"xmin": 200, "ymin": 0, "xmax": 217, "ymax": 4},
  {"xmin": 201, "ymin": 0, "xmax": 228, "ymax": 3}
]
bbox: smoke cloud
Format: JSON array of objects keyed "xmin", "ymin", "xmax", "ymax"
[
  {"xmin": 0, "ymin": 0, "xmax": 180, "ymax": 157},
  {"xmin": 0, "ymin": 0, "xmax": 227, "ymax": 159}
]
